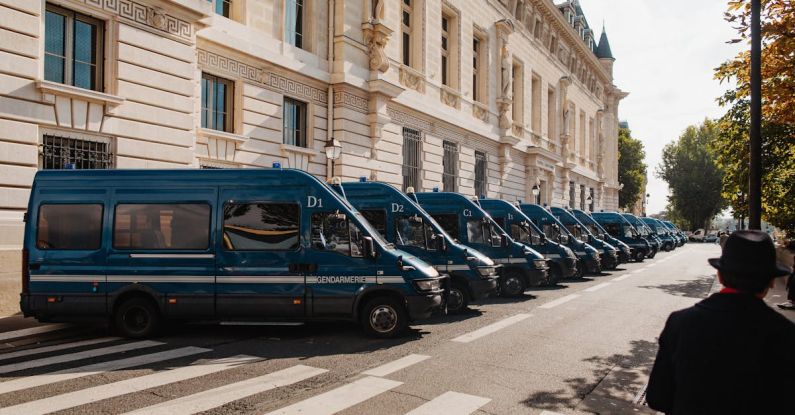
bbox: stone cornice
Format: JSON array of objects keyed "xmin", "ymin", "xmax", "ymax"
[{"xmin": 77, "ymin": 0, "xmax": 204, "ymax": 41}]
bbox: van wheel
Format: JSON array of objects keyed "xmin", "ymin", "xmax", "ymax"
[
  {"xmin": 574, "ymin": 261, "xmax": 585, "ymax": 279},
  {"xmin": 114, "ymin": 297, "xmax": 160, "ymax": 339},
  {"xmin": 547, "ymin": 265, "xmax": 562, "ymax": 286},
  {"xmin": 500, "ymin": 270, "xmax": 526, "ymax": 297},
  {"xmin": 360, "ymin": 297, "xmax": 407, "ymax": 339},
  {"xmin": 634, "ymin": 251, "xmax": 646, "ymax": 262},
  {"xmin": 446, "ymin": 283, "xmax": 469, "ymax": 314}
]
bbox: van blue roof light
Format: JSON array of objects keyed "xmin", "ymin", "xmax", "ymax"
[
  {"xmin": 63, "ymin": 163, "xmax": 76, "ymax": 170},
  {"xmin": 272, "ymin": 162, "xmax": 281, "ymax": 168},
  {"xmin": 433, "ymin": 187, "xmax": 439, "ymax": 192},
  {"xmin": 359, "ymin": 176, "xmax": 367, "ymax": 182}
]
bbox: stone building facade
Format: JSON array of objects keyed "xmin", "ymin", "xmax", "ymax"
[{"xmin": 0, "ymin": 0, "xmax": 626, "ymax": 251}]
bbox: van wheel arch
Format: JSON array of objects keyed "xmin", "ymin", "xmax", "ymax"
[
  {"xmin": 353, "ymin": 287, "xmax": 406, "ymax": 321},
  {"xmin": 110, "ymin": 286, "xmax": 163, "ymax": 316},
  {"xmin": 447, "ymin": 272, "xmax": 472, "ymax": 314}
]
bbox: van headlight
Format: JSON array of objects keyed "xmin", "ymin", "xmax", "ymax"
[
  {"xmin": 533, "ymin": 259, "xmax": 548, "ymax": 269},
  {"xmin": 413, "ymin": 279, "xmax": 441, "ymax": 292},
  {"xmin": 477, "ymin": 266, "xmax": 496, "ymax": 278},
  {"xmin": 622, "ymin": 246, "xmax": 631, "ymax": 255}
]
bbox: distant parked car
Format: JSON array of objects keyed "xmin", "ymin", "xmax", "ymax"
[
  {"xmin": 705, "ymin": 232, "xmax": 719, "ymax": 243},
  {"xmin": 690, "ymin": 229, "xmax": 706, "ymax": 242}
]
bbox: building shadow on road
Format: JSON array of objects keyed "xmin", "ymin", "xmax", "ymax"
[
  {"xmin": 639, "ymin": 274, "xmax": 715, "ymax": 298},
  {"xmin": 521, "ymin": 339, "xmax": 658, "ymax": 413}
]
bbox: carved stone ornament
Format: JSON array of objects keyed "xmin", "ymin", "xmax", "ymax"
[
  {"xmin": 149, "ymin": 7, "xmax": 166, "ymax": 30},
  {"xmin": 441, "ymin": 87, "xmax": 460, "ymax": 109},
  {"xmin": 497, "ymin": 97, "xmax": 512, "ymax": 130},
  {"xmin": 560, "ymin": 134, "xmax": 571, "ymax": 159},
  {"xmin": 512, "ymin": 123, "xmax": 524, "ymax": 138},
  {"xmin": 399, "ymin": 66, "xmax": 425, "ymax": 92},
  {"xmin": 363, "ymin": 22, "xmax": 392, "ymax": 73},
  {"xmin": 472, "ymin": 102, "xmax": 489, "ymax": 122}
]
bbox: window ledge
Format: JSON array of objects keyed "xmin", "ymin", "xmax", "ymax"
[
  {"xmin": 198, "ymin": 128, "xmax": 247, "ymax": 144},
  {"xmin": 37, "ymin": 80, "xmax": 125, "ymax": 107},
  {"xmin": 280, "ymin": 144, "xmax": 319, "ymax": 158}
]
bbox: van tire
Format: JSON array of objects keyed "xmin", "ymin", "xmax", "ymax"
[
  {"xmin": 634, "ymin": 251, "xmax": 646, "ymax": 262},
  {"xmin": 360, "ymin": 297, "xmax": 408, "ymax": 339},
  {"xmin": 114, "ymin": 297, "xmax": 160, "ymax": 339},
  {"xmin": 574, "ymin": 261, "xmax": 585, "ymax": 279},
  {"xmin": 547, "ymin": 264, "xmax": 562, "ymax": 286},
  {"xmin": 500, "ymin": 270, "xmax": 526, "ymax": 297},
  {"xmin": 446, "ymin": 283, "xmax": 469, "ymax": 314}
]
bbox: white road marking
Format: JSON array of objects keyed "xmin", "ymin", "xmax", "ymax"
[
  {"xmin": 361, "ymin": 354, "xmax": 430, "ymax": 377},
  {"xmin": 405, "ymin": 391, "xmax": 491, "ymax": 415},
  {"xmin": 123, "ymin": 365, "xmax": 327, "ymax": 415},
  {"xmin": 451, "ymin": 314, "xmax": 532, "ymax": 343},
  {"xmin": 539, "ymin": 411, "xmax": 566, "ymax": 415},
  {"xmin": 584, "ymin": 282, "xmax": 611, "ymax": 292},
  {"xmin": 538, "ymin": 294, "xmax": 580, "ymax": 309},
  {"xmin": 0, "ymin": 355, "xmax": 261, "ymax": 415},
  {"xmin": 0, "ymin": 324, "xmax": 69, "ymax": 342},
  {"xmin": 0, "ymin": 337, "xmax": 119, "ymax": 363},
  {"xmin": 631, "ymin": 269, "xmax": 645, "ymax": 274},
  {"xmin": 0, "ymin": 346, "xmax": 209, "ymax": 395},
  {"xmin": 0, "ymin": 340, "xmax": 162, "ymax": 374},
  {"xmin": 264, "ymin": 376, "xmax": 401, "ymax": 415},
  {"xmin": 611, "ymin": 274, "xmax": 631, "ymax": 282}
]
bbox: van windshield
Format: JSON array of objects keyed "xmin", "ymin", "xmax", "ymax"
[
  {"xmin": 511, "ymin": 221, "xmax": 542, "ymax": 245},
  {"xmin": 351, "ymin": 212, "xmax": 393, "ymax": 250},
  {"xmin": 467, "ymin": 219, "xmax": 502, "ymax": 247}
]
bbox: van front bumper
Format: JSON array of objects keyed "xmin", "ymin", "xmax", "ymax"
[
  {"xmin": 470, "ymin": 277, "xmax": 498, "ymax": 300},
  {"xmin": 583, "ymin": 257, "xmax": 601, "ymax": 274},
  {"xmin": 554, "ymin": 257, "xmax": 578, "ymax": 279},
  {"xmin": 527, "ymin": 267, "xmax": 549, "ymax": 287},
  {"xmin": 600, "ymin": 251, "xmax": 618, "ymax": 270},
  {"xmin": 406, "ymin": 293, "xmax": 443, "ymax": 321}
]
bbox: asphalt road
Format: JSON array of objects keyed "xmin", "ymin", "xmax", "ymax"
[{"xmin": 0, "ymin": 244, "xmax": 723, "ymax": 415}]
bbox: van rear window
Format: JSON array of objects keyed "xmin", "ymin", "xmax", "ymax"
[
  {"xmin": 223, "ymin": 203, "xmax": 300, "ymax": 250},
  {"xmin": 114, "ymin": 204, "xmax": 210, "ymax": 250},
  {"xmin": 37, "ymin": 204, "xmax": 103, "ymax": 250}
]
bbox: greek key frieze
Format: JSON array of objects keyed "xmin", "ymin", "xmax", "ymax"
[
  {"xmin": 80, "ymin": 0, "xmax": 192, "ymax": 40},
  {"xmin": 333, "ymin": 91, "xmax": 368, "ymax": 114},
  {"xmin": 198, "ymin": 50, "xmax": 263, "ymax": 83},
  {"xmin": 387, "ymin": 107, "xmax": 432, "ymax": 131},
  {"xmin": 267, "ymin": 73, "xmax": 327, "ymax": 104}
]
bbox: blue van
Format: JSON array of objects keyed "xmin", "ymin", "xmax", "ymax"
[
  {"xmin": 592, "ymin": 211, "xmax": 651, "ymax": 261},
  {"xmin": 641, "ymin": 217, "xmax": 676, "ymax": 252},
  {"xmin": 331, "ymin": 180, "xmax": 498, "ymax": 314},
  {"xmin": 621, "ymin": 214, "xmax": 659, "ymax": 258},
  {"xmin": 478, "ymin": 199, "xmax": 577, "ymax": 283},
  {"xmin": 413, "ymin": 191, "xmax": 549, "ymax": 297},
  {"xmin": 550, "ymin": 207, "xmax": 620, "ymax": 271},
  {"xmin": 21, "ymin": 168, "xmax": 446, "ymax": 338},
  {"xmin": 518, "ymin": 204, "xmax": 601, "ymax": 277},
  {"xmin": 571, "ymin": 209, "xmax": 632, "ymax": 264},
  {"xmin": 662, "ymin": 220, "xmax": 686, "ymax": 246}
]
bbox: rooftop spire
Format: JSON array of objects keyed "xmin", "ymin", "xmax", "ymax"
[{"xmin": 595, "ymin": 26, "xmax": 614, "ymax": 60}]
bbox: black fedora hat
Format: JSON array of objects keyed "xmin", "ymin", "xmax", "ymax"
[{"xmin": 708, "ymin": 230, "xmax": 791, "ymax": 278}]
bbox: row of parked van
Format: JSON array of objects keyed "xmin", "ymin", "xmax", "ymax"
[{"xmin": 20, "ymin": 167, "xmax": 687, "ymax": 339}]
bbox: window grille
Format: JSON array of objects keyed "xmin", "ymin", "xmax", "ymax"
[
  {"xmin": 474, "ymin": 151, "xmax": 487, "ymax": 197},
  {"xmin": 402, "ymin": 127, "xmax": 422, "ymax": 192},
  {"xmin": 42, "ymin": 135, "xmax": 111, "ymax": 169},
  {"xmin": 569, "ymin": 181, "xmax": 576, "ymax": 208},
  {"xmin": 442, "ymin": 140, "xmax": 458, "ymax": 192}
]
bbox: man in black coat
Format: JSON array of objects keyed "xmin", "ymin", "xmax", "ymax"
[{"xmin": 646, "ymin": 230, "xmax": 795, "ymax": 414}]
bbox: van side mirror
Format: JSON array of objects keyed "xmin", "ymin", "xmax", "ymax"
[
  {"xmin": 362, "ymin": 236, "xmax": 376, "ymax": 259},
  {"xmin": 436, "ymin": 234, "xmax": 447, "ymax": 251},
  {"xmin": 501, "ymin": 234, "xmax": 509, "ymax": 247}
]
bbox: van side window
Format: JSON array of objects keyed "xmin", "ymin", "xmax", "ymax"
[
  {"xmin": 602, "ymin": 223, "xmax": 622, "ymax": 238},
  {"xmin": 311, "ymin": 212, "xmax": 364, "ymax": 257},
  {"xmin": 431, "ymin": 214, "xmax": 459, "ymax": 240},
  {"xmin": 360, "ymin": 210, "xmax": 387, "ymax": 238},
  {"xmin": 37, "ymin": 204, "xmax": 103, "ymax": 250},
  {"xmin": 114, "ymin": 204, "xmax": 210, "ymax": 250},
  {"xmin": 223, "ymin": 203, "xmax": 300, "ymax": 250},
  {"xmin": 395, "ymin": 215, "xmax": 426, "ymax": 249},
  {"xmin": 466, "ymin": 219, "xmax": 487, "ymax": 244}
]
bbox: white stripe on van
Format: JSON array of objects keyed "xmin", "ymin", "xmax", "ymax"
[
  {"xmin": 377, "ymin": 277, "xmax": 406, "ymax": 284},
  {"xmin": 0, "ymin": 340, "xmax": 162, "ymax": 374},
  {"xmin": 446, "ymin": 265, "xmax": 472, "ymax": 271},
  {"xmin": 0, "ymin": 346, "xmax": 209, "ymax": 394},
  {"xmin": 123, "ymin": 365, "xmax": 327, "ymax": 415},
  {"xmin": 128, "ymin": 253, "xmax": 214, "ymax": 259},
  {"xmin": 493, "ymin": 258, "xmax": 528, "ymax": 264},
  {"xmin": 1, "ymin": 355, "xmax": 261, "ymax": 415},
  {"xmin": 29, "ymin": 276, "xmax": 101, "ymax": 282},
  {"xmin": 217, "ymin": 276, "xmax": 303, "ymax": 284},
  {"xmin": 106, "ymin": 276, "xmax": 215, "ymax": 283}
]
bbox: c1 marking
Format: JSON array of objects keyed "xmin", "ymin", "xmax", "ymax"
[{"xmin": 463, "ymin": 209, "xmax": 473, "ymax": 217}]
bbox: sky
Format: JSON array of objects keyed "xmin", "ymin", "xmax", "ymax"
[{"xmin": 575, "ymin": 0, "xmax": 745, "ymax": 214}]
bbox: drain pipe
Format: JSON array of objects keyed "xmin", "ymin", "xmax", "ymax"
[{"xmin": 326, "ymin": 0, "xmax": 335, "ymax": 180}]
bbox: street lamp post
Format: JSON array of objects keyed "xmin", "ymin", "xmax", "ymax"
[
  {"xmin": 586, "ymin": 194, "xmax": 593, "ymax": 212},
  {"xmin": 531, "ymin": 184, "xmax": 540, "ymax": 204},
  {"xmin": 324, "ymin": 138, "xmax": 342, "ymax": 179},
  {"xmin": 737, "ymin": 191, "xmax": 746, "ymax": 230},
  {"xmin": 749, "ymin": 0, "xmax": 762, "ymax": 230}
]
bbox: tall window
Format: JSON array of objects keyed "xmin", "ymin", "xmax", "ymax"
[
  {"xmin": 579, "ymin": 110, "xmax": 586, "ymax": 158},
  {"xmin": 285, "ymin": 0, "xmax": 304, "ymax": 48},
  {"xmin": 442, "ymin": 141, "xmax": 458, "ymax": 192},
  {"xmin": 402, "ymin": 127, "xmax": 422, "ymax": 192},
  {"xmin": 474, "ymin": 151, "xmax": 487, "ymax": 197},
  {"xmin": 472, "ymin": 29, "xmax": 487, "ymax": 103},
  {"xmin": 441, "ymin": 16, "xmax": 450, "ymax": 87},
  {"xmin": 201, "ymin": 73, "xmax": 234, "ymax": 132},
  {"xmin": 589, "ymin": 188, "xmax": 595, "ymax": 212},
  {"xmin": 589, "ymin": 117, "xmax": 595, "ymax": 161},
  {"xmin": 538, "ymin": 179, "xmax": 547, "ymax": 204},
  {"xmin": 580, "ymin": 184, "xmax": 586, "ymax": 210},
  {"xmin": 531, "ymin": 75, "xmax": 541, "ymax": 133},
  {"xmin": 214, "ymin": 0, "xmax": 231, "ymax": 17},
  {"xmin": 44, "ymin": 4, "xmax": 104, "ymax": 91},
  {"xmin": 42, "ymin": 135, "xmax": 111, "ymax": 170},
  {"xmin": 569, "ymin": 181, "xmax": 576, "ymax": 209},
  {"xmin": 283, "ymin": 98, "xmax": 307, "ymax": 147},
  {"xmin": 547, "ymin": 88, "xmax": 556, "ymax": 138},
  {"xmin": 401, "ymin": 0, "xmax": 412, "ymax": 66},
  {"xmin": 472, "ymin": 36, "xmax": 480, "ymax": 101}
]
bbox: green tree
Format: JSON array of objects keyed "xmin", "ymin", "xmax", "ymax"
[
  {"xmin": 617, "ymin": 127, "xmax": 647, "ymax": 210},
  {"xmin": 656, "ymin": 120, "xmax": 725, "ymax": 231}
]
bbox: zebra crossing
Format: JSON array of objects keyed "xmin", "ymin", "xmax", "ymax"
[{"xmin": 0, "ymin": 330, "xmax": 492, "ymax": 415}]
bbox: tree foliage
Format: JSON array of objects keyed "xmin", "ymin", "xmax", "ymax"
[
  {"xmin": 617, "ymin": 127, "xmax": 647, "ymax": 210},
  {"xmin": 714, "ymin": 0, "xmax": 795, "ymax": 236},
  {"xmin": 656, "ymin": 120, "xmax": 725, "ymax": 231},
  {"xmin": 715, "ymin": 0, "xmax": 795, "ymax": 125}
]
